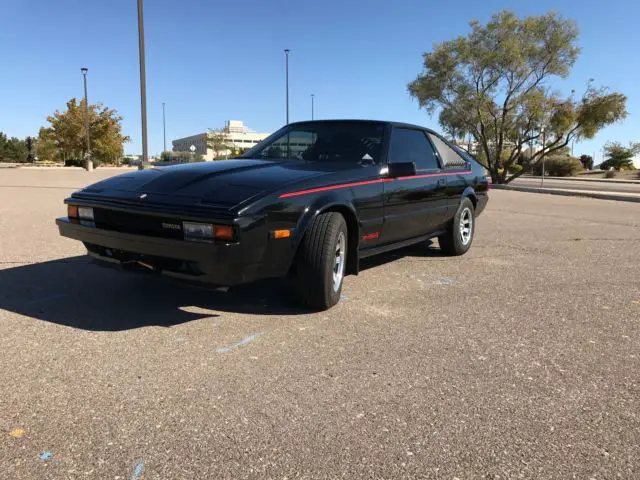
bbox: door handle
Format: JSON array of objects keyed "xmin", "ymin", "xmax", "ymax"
[{"xmin": 437, "ymin": 178, "xmax": 446, "ymax": 186}]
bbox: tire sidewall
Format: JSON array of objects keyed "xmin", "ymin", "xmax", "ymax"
[
  {"xmin": 296, "ymin": 212, "xmax": 348, "ymax": 310},
  {"xmin": 452, "ymin": 198, "xmax": 475, "ymax": 254},
  {"xmin": 324, "ymin": 217, "xmax": 348, "ymax": 306}
]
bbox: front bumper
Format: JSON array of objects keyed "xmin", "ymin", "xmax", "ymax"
[{"xmin": 56, "ymin": 218, "xmax": 272, "ymax": 285}]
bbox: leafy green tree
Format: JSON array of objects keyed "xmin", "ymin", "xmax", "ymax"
[
  {"xmin": 599, "ymin": 141, "xmax": 640, "ymax": 170},
  {"xmin": 0, "ymin": 132, "xmax": 29, "ymax": 162},
  {"xmin": 579, "ymin": 154, "xmax": 593, "ymax": 170},
  {"xmin": 408, "ymin": 10, "xmax": 628, "ymax": 183},
  {"xmin": 25, "ymin": 136, "xmax": 35, "ymax": 162},
  {"xmin": 35, "ymin": 127, "xmax": 59, "ymax": 162},
  {"xmin": 37, "ymin": 98, "xmax": 130, "ymax": 166},
  {"xmin": 206, "ymin": 127, "xmax": 234, "ymax": 160}
]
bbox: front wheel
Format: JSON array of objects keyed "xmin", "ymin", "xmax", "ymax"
[
  {"xmin": 438, "ymin": 197, "xmax": 475, "ymax": 256},
  {"xmin": 295, "ymin": 212, "xmax": 348, "ymax": 310}
]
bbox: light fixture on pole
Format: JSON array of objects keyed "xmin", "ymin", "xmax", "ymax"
[
  {"xmin": 162, "ymin": 102, "xmax": 167, "ymax": 152},
  {"xmin": 137, "ymin": 0, "xmax": 149, "ymax": 170},
  {"xmin": 540, "ymin": 126, "xmax": 546, "ymax": 187},
  {"xmin": 284, "ymin": 49, "xmax": 290, "ymax": 124},
  {"xmin": 311, "ymin": 94, "xmax": 315, "ymax": 120},
  {"xmin": 80, "ymin": 68, "xmax": 93, "ymax": 171}
]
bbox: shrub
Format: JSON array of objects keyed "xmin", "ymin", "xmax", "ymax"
[
  {"xmin": 507, "ymin": 163, "xmax": 523, "ymax": 174},
  {"xmin": 600, "ymin": 158, "xmax": 635, "ymax": 171},
  {"xmin": 530, "ymin": 156, "xmax": 583, "ymax": 177},
  {"xmin": 605, "ymin": 170, "xmax": 617, "ymax": 179},
  {"xmin": 64, "ymin": 159, "xmax": 84, "ymax": 167}
]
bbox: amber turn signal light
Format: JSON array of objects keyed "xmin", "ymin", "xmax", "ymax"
[
  {"xmin": 214, "ymin": 225, "xmax": 234, "ymax": 242},
  {"xmin": 272, "ymin": 229, "xmax": 291, "ymax": 239},
  {"xmin": 68, "ymin": 205, "xmax": 79, "ymax": 219}
]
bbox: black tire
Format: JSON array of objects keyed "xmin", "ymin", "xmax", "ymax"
[
  {"xmin": 438, "ymin": 197, "xmax": 475, "ymax": 256},
  {"xmin": 296, "ymin": 212, "xmax": 348, "ymax": 310}
]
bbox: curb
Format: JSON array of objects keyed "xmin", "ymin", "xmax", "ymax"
[
  {"xmin": 520, "ymin": 175, "xmax": 640, "ymax": 185},
  {"xmin": 491, "ymin": 184, "xmax": 640, "ymax": 203}
]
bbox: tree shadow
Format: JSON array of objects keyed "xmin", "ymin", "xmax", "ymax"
[{"xmin": 0, "ymin": 256, "xmax": 307, "ymax": 332}]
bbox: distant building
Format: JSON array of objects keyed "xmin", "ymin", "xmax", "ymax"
[{"xmin": 172, "ymin": 120, "xmax": 271, "ymax": 160}]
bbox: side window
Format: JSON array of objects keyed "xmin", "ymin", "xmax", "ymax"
[
  {"xmin": 427, "ymin": 133, "xmax": 468, "ymax": 168},
  {"xmin": 388, "ymin": 128, "xmax": 439, "ymax": 171}
]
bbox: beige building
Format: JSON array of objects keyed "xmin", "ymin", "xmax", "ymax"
[{"xmin": 172, "ymin": 120, "xmax": 271, "ymax": 160}]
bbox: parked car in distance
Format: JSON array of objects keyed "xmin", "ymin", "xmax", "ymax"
[{"xmin": 56, "ymin": 120, "xmax": 489, "ymax": 309}]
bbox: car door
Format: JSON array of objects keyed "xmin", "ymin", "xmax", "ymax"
[
  {"xmin": 426, "ymin": 133, "xmax": 472, "ymax": 216},
  {"xmin": 379, "ymin": 127, "xmax": 448, "ymax": 245}
]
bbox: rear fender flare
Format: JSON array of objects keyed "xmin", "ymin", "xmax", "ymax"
[{"xmin": 461, "ymin": 186, "xmax": 478, "ymax": 210}]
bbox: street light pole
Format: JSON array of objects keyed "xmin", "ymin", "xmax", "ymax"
[
  {"xmin": 284, "ymin": 49, "xmax": 290, "ymax": 124},
  {"xmin": 540, "ymin": 126, "xmax": 546, "ymax": 187},
  {"xmin": 162, "ymin": 102, "xmax": 166, "ymax": 152},
  {"xmin": 311, "ymin": 94, "xmax": 314, "ymax": 120},
  {"xmin": 80, "ymin": 68, "xmax": 93, "ymax": 171},
  {"xmin": 137, "ymin": 0, "xmax": 149, "ymax": 169}
]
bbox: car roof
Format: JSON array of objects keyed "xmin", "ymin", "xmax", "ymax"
[{"xmin": 287, "ymin": 119, "xmax": 437, "ymax": 134}]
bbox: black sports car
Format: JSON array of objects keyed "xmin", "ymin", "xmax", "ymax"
[{"xmin": 57, "ymin": 120, "xmax": 489, "ymax": 309}]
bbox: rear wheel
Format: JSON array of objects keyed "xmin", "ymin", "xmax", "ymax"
[
  {"xmin": 296, "ymin": 212, "xmax": 347, "ymax": 310},
  {"xmin": 438, "ymin": 197, "xmax": 475, "ymax": 256}
]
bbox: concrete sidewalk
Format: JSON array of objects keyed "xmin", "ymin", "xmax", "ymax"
[{"xmin": 491, "ymin": 183, "xmax": 640, "ymax": 203}]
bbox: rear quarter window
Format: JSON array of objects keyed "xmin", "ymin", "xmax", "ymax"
[{"xmin": 427, "ymin": 133, "xmax": 468, "ymax": 168}]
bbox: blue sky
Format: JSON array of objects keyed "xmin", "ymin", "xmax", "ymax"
[{"xmin": 1, "ymin": 0, "xmax": 638, "ymax": 162}]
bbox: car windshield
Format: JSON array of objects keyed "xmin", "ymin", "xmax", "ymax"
[{"xmin": 243, "ymin": 121, "xmax": 385, "ymax": 164}]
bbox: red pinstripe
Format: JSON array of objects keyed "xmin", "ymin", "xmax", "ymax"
[
  {"xmin": 279, "ymin": 170, "xmax": 473, "ymax": 199},
  {"xmin": 278, "ymin": 178, "xmax": 392, "ymax": 198}
]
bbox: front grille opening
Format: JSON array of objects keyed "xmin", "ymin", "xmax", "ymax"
[
  {"xmin": 84, "ymin": 243, "xmax": 203, "ymax": 277},
  {"xmin": 92, "ymin": 208, "xmax": 185, "ymax": 240}
]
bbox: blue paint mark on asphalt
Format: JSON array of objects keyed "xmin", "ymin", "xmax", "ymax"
[
  {"xmin": 131, "ymin": 461, "xmax": 144, "ymax": 480},
  {"xmin": 216, "ymin": 332, "xmax": 264, "ymax": 353},
  {"xmin": 39, "ymin": 451, "xmax": 53, "ymax": 461},
  {"xmin": 435, "ymin": 277, "xmax": 455, "ymax": 286}
]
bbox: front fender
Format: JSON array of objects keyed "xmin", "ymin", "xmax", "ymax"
[
  {"xmin": 292, "ymin": 192, "xmax": 358, "ymax": 250},
  {"xmin": 280, "ymin": 192, "xmax": 359, "ymax": 275}
]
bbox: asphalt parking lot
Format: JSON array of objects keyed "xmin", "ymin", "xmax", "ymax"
[{"xmin": 1, "ymin": 169, "xmax": 639, "ymax": 479}]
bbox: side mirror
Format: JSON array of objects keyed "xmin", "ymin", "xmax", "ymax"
[{"xmin": 387, "ymin": 162, "xmax": 416, "ymax": 178}]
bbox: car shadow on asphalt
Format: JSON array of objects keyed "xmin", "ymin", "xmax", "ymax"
[
  {"xmin": 0, "ymin": 242, "xmax": 445, "ymax": 331},
  {"xmin": 359, "ymin": 239, "xmax": 445, "ymax": 271},
  {"xmin": 0, "ymin": 256, "xmax": 309, "ymax": 331}
]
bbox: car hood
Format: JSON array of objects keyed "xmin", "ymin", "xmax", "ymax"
[{"xmin": 75, "ymin": 159, "xmax": 347, "ymax": 210}]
